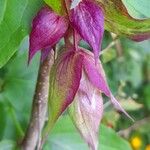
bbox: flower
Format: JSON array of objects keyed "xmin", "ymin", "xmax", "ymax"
[
  {"xmin": 131, "ymin": 136, "xmax": 142, "ymax": 150},
  {"xmin": 146, "ymin": 144, "xmax": 150, "ymax": 150},
  {"xmin": 29, "ymin": 1, "xmax": 133, "ymax": 150},
  {"xmin": 48, "ymin": 47, "xmax": 132, "ymax": 150}
]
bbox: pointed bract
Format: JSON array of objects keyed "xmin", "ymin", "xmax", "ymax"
[
  {"xmin": 29, "ymin": 6, "xmax": 68, "ymax": 62},
  {"xmin": 70, "ymin": 0, "xmax": 104, "ymax": 62},
  {"xmin": 68, "ymin": 49, "xmax": 132, "ymax": 149},
  {"xmin": 48, "ymin": 49, "xmax": 83, "ymax": 128},
  {"xmin": 110, "ymin": 94, "xmax": 134, "ymax": 121},
  {"xmin": 83, "ymin": 53, "xmax": 110, "ymax": 97},
  {"xmin": 80, "ymin": 49, "xmax": 133, "ymax": 120},
  {"xmin": 69, "ymin": 72, "xmax": 103, "ymax": 150}
]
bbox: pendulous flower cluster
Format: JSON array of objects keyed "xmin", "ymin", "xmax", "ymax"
[{"xmin": 29, "ymin": 0, "xmax": 133, "ymax": 149}]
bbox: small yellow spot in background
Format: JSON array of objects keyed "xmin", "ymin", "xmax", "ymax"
[
  {"xmin": 145, "ymin": 144, "xmax": 150, "ymax": 150},
  {"xmin": 131, "ymin": 136, "xmax": 142, "ymax": 149}
]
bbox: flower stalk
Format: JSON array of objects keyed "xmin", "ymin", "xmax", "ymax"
[{"xmin": 21, "ymin": 51, "xmax": 54, "ymax": 150}]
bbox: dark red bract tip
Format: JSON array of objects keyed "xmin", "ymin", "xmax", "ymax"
[{"xmin": 28, "ymin": 6, "xmax": 68, "ymax": 63}]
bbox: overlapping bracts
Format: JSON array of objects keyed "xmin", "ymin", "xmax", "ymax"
[{"xmin": 28, "ymin": 1, "xmax": 145, "ymax": 149}]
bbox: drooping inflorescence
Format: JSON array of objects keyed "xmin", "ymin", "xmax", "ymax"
[{"xmin": 29, "ymin": 0, "xmax": 150, "ymax": 149}]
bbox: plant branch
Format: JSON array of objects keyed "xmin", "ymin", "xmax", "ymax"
[
  {"xmin": 118, "ymin": 117, "xmax": 150, "ymax": 138},
  {"xmin": 100, "ymin": 35, "xmax": 119, "ymax": 55},
  {"xmin": 111, "ymin": 33, "xmax": 123, "ymax": 57},
  {"xmin": 21, "ymin": 51, "xmax": 54, "ymax": 150}
]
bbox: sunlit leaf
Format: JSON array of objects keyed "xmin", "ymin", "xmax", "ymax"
[
  {"xmin": 96, "ymin": 0, "xmax": 150, "ymax": 41},
  {"xmin": 0, "ymin": 0, "xmax": 43, "ymax": 68}
]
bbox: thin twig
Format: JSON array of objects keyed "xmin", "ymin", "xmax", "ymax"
[
  {"xmin": 21, "ymin": 51, "xmax": 54, "ymax": 150},
  {"xmin": 111, "ymin": 33, "xmax": 123, "ymax": 57},
  {"xmin": 104, "ymin": 101, "xmax": 111, "ymax": 109},
  {"xmin": 100, "ymin": 35, "xmax": 119, "ymax": 55},
  {"xmin": 118, "ymin": 117, "xmax": 150, "ymax": 138}
]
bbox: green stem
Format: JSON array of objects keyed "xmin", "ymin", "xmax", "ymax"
[{"xmin": 9, "ymin": 107, "xmax": 24, "ymax": 138}]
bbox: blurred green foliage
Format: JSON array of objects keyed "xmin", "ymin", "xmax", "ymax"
[
  {"xmin": 0, "ymin": 33, "xmax": 150, "ymax": 150},
  {"xmin": 101, "ymin": 33, "xmax": 150, "ymax": 150},
  {"xmin": 0, "ymin": 0, "xmax": 150, "ymax": 150},
  {"xmin": 0, "ymin": 0, "xmax": 43, "ymax": 68},
  {"xmin": 122, "ymin": 0, "xmax": 150, "ymax": 19}
]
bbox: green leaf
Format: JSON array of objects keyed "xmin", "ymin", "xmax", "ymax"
[
  {"xmin": 44, "ymin": 0, "xmax": 66, "ymax": 15},
  {"xmin": 0, "ymin": 140, "xmax": 16, "ymax": 150},
  {"xmin": 2, "ymin": 50, "xmax": 40, "ymax": 112},
  {"xmin": 142, "ymin": 85, "xmax": 150, "ymax": 110},
  {"xmin": 122, "ymin": 0, "xmax": 150, "ymax": 19},
  {"xmin": 0, "ymin": 0, "xmax": 43, "ymax": 68},
  {"xmin": 44, "ymin": 115, "xmax": 132, "ymax": 150},
  {"xmin": 0, "ymin": 101, "xmax": 6, "ymax": 140},
  {"xmin": 97, "ymin": 0, "xmax": 150, "ymax": 41},
  {"xmin": 0, "ymin": 45, "xmax": 40, "ymax": 139},
  {"xmin": 100, "ymin": 125, "xmax": 131, "ymax": 150},
  {"xmin": 0, "ymin": 0, "xmax": 6, "ymax": 23}
]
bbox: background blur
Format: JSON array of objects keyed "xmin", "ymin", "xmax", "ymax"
[{"xmin": 0, "ymin": 33, "xmax": 150, "ymax": 150}]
